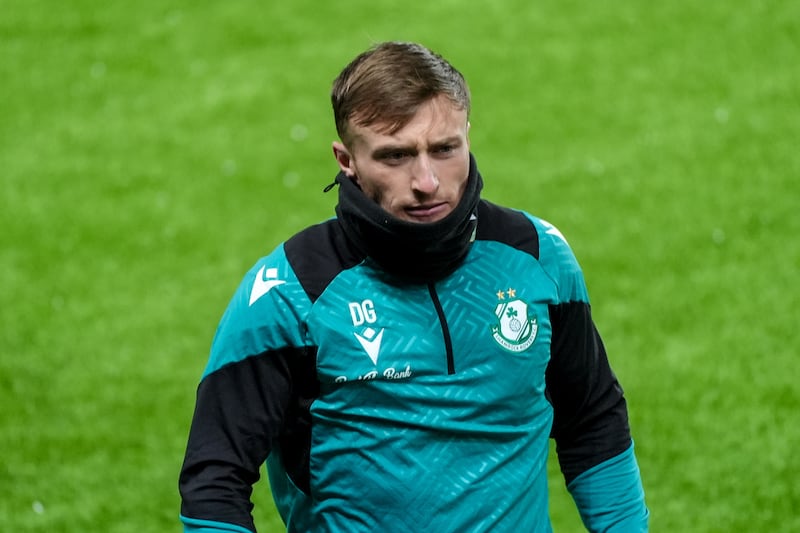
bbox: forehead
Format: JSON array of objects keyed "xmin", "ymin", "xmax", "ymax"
[{"xmin": 349, "ymin": 96, "xmax": 468, "ymax": 149}]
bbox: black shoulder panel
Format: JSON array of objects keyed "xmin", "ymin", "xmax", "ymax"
[
  {"xmin": 284, "ymin": 219, "xmax": 365, "ymax": 303},
  {"xmin": 475, "ymin": 200, "xmax": 540, "ymax": 260}
]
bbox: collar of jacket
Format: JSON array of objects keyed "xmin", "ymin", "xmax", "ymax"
[{"xmin": 334, "ymin": 153, "xmax": 483, "ymax": 284}]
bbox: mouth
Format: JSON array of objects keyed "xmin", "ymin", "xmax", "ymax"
[{"xmin": 404, "ymin": 202, "xmax": 450, "ymax": 222}]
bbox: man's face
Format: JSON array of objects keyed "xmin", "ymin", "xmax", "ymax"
[{"xmin": 332, "ymin": 95, "xmax": 471, "ymax": 223}]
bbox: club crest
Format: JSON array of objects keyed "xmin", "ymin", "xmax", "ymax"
[{"xmin": 491, "ymin": 288, "xmax": 538, "ymax": 352}]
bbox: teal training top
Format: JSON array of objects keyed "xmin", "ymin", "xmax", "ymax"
[{"xmin": 179, "ymin": 164, "xmax": 648, "ymax": 533}]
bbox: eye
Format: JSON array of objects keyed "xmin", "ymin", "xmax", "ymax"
[
  {"xmin": 378, "ymin": 151, "xmax": 410, "ymax": 165},
  {"xmin": 433, "ymin": 144, "xmax": 456, "ymax": 156}
]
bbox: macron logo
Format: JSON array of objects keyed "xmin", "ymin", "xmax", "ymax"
[
  {"xmin": 354, "ymin": 327, "xmax": 385, "ymax": 365},
  {"xmin": 249, "ymin": 266, "xmax": 286, "ymax": 306}
]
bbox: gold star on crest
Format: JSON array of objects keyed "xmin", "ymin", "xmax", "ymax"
[
  {"xmin": 507, "ymin": 288, "xmax": 517, "ymax": 298},
  {"xmin": 496, "ymin": 290, "xmax": 506, "ymax": 300}
]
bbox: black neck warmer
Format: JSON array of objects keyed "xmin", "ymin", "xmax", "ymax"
[{"xmin": 335, "ymin": 154, "xmax": 483, "ymax": 283}]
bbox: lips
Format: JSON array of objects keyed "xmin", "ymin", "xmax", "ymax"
[{"xmin": 404, "ymin": 202, "xmax": 449, "ymax": 221}]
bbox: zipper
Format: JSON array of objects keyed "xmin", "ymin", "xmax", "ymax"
[{"xmin": 427, "ymin": 283, "xmax": 455, "ymax": 375}]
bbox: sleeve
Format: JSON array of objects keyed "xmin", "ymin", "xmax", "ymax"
[
  {"xmin": 178, "ymin": 346, "xmax": 297, "ymax": 533},
  {"xmin": 178, "ymin": 250, "xmax": 311, "ymax": 533},
  {"xmin": 538, "ymin": 220, "xmax": 649, "ymax": 531},
  {"xmin": 568, "ymin": 443, "xmax": 649, "ymax": 532},
  {"xmin": 546, "ymin": 299, "xmax": 632, "ymax": 482}
]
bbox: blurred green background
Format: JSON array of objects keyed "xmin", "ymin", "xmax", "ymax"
[{"xmin": 1, "ymin": 0, "xmax": 798, "ymax": 531}]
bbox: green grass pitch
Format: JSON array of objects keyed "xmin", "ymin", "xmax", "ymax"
[{"xmin": 1, "ymin": 0, "xmax": 798, "ymax": 531}]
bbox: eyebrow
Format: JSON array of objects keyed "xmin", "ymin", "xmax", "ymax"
[
  {"xmin": 371, "ymin": 136, "xmax": 463, "ymax": 157},
  {"xmin": 371, "ymin": 144, "xmax": 415, "ymax": 158},
  {"xmin": 431, "ymin": 136, "xmax": 463, "ymax": 148}
]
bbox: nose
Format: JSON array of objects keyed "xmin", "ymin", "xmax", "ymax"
[{"xmin": 411, "ymin": 155, "xmax": 439, "ymax": 195}]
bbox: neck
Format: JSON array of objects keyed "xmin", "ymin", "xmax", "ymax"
[{"xmin": 335, "ymin": 154, "xmax": 483, "ymax": 283}]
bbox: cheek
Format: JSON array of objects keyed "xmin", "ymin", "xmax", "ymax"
[
  {"xmin": 438, "ymin": 158, "xmax": 470, "ymax": 189},
  {"xmin": 354, "ymin": 171, "xmax": 386, "ymax": 204},
  {"xmin": 360, "ymin": 182, "xmax": 382, "ymax": 203}
]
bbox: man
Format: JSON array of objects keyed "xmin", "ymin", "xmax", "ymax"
[{"xmin": 179, "ymin": 41, "xmax": 649, "ymax": 532}]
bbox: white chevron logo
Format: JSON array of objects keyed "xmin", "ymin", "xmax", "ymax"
[
  {"xmin": 249, "ymin": 266, "xmax": 286, "ymax": 306},
  {"xmin": 354, "ymin": 327, "xmax": 384, "ymax": 365}
]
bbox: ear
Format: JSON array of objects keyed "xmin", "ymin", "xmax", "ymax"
[
  {"xmin": 466, "ymin": 121, "xmax": 471, "ymax": 149},
  {"xmin": 332, "ymin": 142, "xmax": 356, "ymax": 177}
]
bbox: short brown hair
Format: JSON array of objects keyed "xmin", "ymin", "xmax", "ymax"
[{"xmin": 332, "ymin": 41, "xmax": 470, "ymax": 144}]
